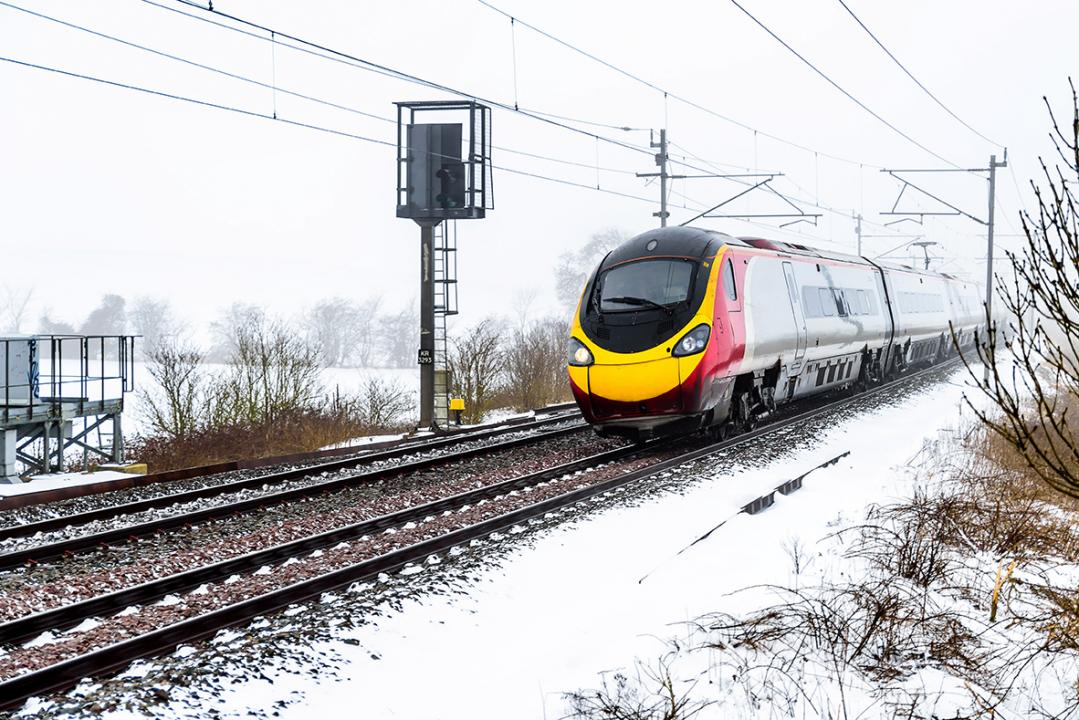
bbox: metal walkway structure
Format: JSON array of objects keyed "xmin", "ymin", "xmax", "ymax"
[{"xmin": 0, "ymin": 335, "xmax": 136, "ymax": 484}]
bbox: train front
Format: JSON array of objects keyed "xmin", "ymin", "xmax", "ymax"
[{"xmin": 566, "ymin": 227, "xmax": 727, "ymax": 441}]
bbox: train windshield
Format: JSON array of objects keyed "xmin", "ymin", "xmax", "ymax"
[{"xmin": 595, "ymin": 259, "xmax": 696, "ymax": 313}]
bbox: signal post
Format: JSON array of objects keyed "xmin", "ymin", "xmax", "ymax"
[{"xmin": 395, "ymin": 101, "xmax": 493, "ymax": 429}]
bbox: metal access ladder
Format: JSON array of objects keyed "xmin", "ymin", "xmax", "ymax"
[{"xmin": 432, "ymin": 221, "xmax": 459, "ymax": 428}]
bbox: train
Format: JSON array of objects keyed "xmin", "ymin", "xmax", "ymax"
[{"xmin": 566, "ymin": 226, "xmax": 984, "ymax": 442}]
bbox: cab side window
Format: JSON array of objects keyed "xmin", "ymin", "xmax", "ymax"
[{"xmin": 723, "ymin": 259, "xmax": 737, "ymax": 301}]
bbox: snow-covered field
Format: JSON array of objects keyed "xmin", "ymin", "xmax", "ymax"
[{"xmin": 78, "ymin": 366, "xmax": 993, "ymax": 719}]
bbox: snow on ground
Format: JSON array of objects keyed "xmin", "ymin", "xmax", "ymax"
[
  {"xmin": 0, "ymin": 470, "xmax": 134, "ymax": 498},
  {"xmin": 133, "ymin": 367, "xmax": 987, "ymax": 719}
]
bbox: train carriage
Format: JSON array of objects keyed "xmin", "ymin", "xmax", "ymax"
[{"xmin": 567, "ymin": 226, "xmax": 984, "ymax": 442}]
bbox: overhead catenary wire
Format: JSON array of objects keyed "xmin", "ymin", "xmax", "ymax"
[
  {"xmin": 141, "ymin": 0, "xmax": 659, "ymax": 160},
  {"xmin": 516, "ymin": 106, "xmax": 648, "ymax": 133},
  {"xmin": 469, "ymin": 0, "xmax": 989, "ymax": 241},
  {"xmin": 16, "ymin": 0, "xmax": 814, "ymax": 201},
  {"xmin": 138, "ymin": 0, "xmax": 917, "ymax": 230},
  {"xmin": 0, "ymin": 55, "xmax": 669, "ymax": 209},
  {"xmin": 668, "ymin": 138, "xmax": 914, "ymax": 239},
  {"xmin": 727, "ymin": 0, "xmax": 964, "ymax": 171},
  {"xmin": 835, "ymin": 0, "xmax": 1003, "ymax": 150},
  {"xmin": 0, "ymin": 1, "xmax": 642, "ymax": 179},
  {"xmin": 13, "ymin": 0, "xmax": 968, "ymax": 246},
  {"xmin": 475, "ymin": 0, "xmax": 883, "ymax": 169}
]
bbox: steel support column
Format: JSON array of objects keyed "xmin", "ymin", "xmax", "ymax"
[
  {"xmin": 111, "ymin": 414, "xmax": 124, "ymax": 463},
  {"xmin": 418, "ymin": 220, "xmax": 439, "ymax": 428},
  {"xmin": 0, "ymin": 428, "xmax": 17, "ymax": 484}
]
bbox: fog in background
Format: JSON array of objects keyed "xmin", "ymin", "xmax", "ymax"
[{"xmin": 1, "ymin": 0, "xmax": 1074, "ymax": 342}]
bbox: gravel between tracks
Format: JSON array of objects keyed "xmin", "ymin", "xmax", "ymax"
[
  {"xmin": 0, "ymin": 429, "xmax": 620, "ymax": 619},
  {"xmin": 0, "ymin": 421, "xmax": 586, "ymax": 556},
  {"xmin": 0, "ymin": 445, "xmax": 681, "ymax": 682},
  {"xmin": 0, "ymin": 418, "xmax": 580, "ymax": 534}
]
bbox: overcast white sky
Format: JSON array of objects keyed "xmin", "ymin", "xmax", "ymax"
[{"xmin": 1, "ymin": 0, "xmax": 1074, "ymax": 337}]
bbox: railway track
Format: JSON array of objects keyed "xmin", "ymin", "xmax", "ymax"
[
  {"xmin": 0, "ymin": 402, "xmax": 579, "ymax": 515},
  {"xmin": 0, "ymin": 409, "xmax": 583, "ymax": 551},
  {"xmin": 0, "ymin": 361, "xmax": 960, "ymax": 711}
]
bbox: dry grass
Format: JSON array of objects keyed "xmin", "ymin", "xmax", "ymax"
[
  {"xmin": 681, "ymin": 416, "xmax": 1079, "ymax": 716},
  {"xmin": 126, "ymin": 405, "xmax": 406, "ymax": 472}
]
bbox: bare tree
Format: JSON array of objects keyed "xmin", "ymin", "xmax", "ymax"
[
  {"xmin": 447, "ymin": 318, "xmax": 504, "ymax": 423},
  {"xmin": 79, "ymin": 294, "xmax": 126, "ymax": 335},
  {"xmin": 0, "ymin": 284, "xmax": 33, "ymax": 334},
  {"xmin": 511, "ymin": 287, "xmax": 538, "ymax": 330},
  {"xmin": 302, "ymin": 297, "xmax": 380, "ymax": 368},
  {"xmin": 207, "ymin": 303, "xmax": 265, "ymax": 363},
  {"xmin": 206, "ymin": 313, "xmax": 323, "ymax": 428},
  {"xmin": 504, "ymin": 316, "xmax": 569, "ymax": 410},
  {"xmin": 962, "ymin": 79, "xmax": 1079, "ymax": 498},
  {"xmin": 352, "ymin": 297, "xmax": 383, "ymax": 367},
  {"xmin": 128, "ymin": 296, "xmax": 182, "ymax": 355},
  {"xmin": 554, "ymin": 228, "xmax": 627, "ymax": 314},
  {"xmin": 38, "ymin": 310, "xmax": 75, "ymax": 335},
  {"xmin": 378, "ymin": 301, "xmax": 418, "ymax": 369},
  {"xmin": 139, "ymin": 341, "xmax": 205, "ymax": 439}
]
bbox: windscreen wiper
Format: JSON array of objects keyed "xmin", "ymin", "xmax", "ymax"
[{"xmin": 604, "ymin": 296, "xmax": 674, "ymax": 314}]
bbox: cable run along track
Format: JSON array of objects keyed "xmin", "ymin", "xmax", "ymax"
[{"xmin": 0, "ymin": 360, "xmax": 960, "ymax": 711}]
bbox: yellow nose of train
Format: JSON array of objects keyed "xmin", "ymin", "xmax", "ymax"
[{"xmin": 566, "ymin": 227, "xmax": 729, "ymax": 441}]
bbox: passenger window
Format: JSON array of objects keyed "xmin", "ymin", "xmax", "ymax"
[
  {"xmin": 803, "ymin": 287, "xmax": 822, "ymax": 317},
  {"xmin": 723, "ymin": 259, "xmax": 737, "ymax": 301},
  {"xmin": 857, "ymin": 290, "xmax": 870, "ymax": 315},
  {"xmin": 833, "ymin": 289, "xmax": 847, "ymax": 317},
  {"xmin": 820, "ymin": 288, "xmax": 835, "ymax": 316}
]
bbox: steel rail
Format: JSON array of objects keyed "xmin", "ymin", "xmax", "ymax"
[
  {"xmin": 0, "ymin": 359, "xmax": 961, "ymax": 710},
  {"xmin": 0, "ymin": 409, "xmax": 581, "ymax": 542},
  {"xmin": 0, "ymin": 403, "xmax": 579, "ymax": 512},
  {"xmin": 0, "ymin": 422, "xmax": 588, "ymax": 570},
  {"xmin": 0, "ymin": 442, "xmax": 648, "ymax": 645}
]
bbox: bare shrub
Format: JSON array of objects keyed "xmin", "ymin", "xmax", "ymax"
[
  {"xmin": 847, "ymin": 486, "xmax": 958, "ymax": 588},
  {"xmin": 354, "ymin": 377, "xmax": 413, "ymax": 427},
  {"xmin": 565, "ymin": 655, "xmax": 711, "ymax": 720},
  {"xmin": 447, "ymin": 318, "xmax": 504, "ymax": 423},
  {"xmin": 138, "ymin": 342, "xmax": 205, "ymax": 440},
  {"xmin": 205, "ymin": 314, "xmax": 322, "ymax": 428},
  {"xmin": 128, "ymin": 405, "xmax": 370, "ymax": 471},
  {"xmin": 503, "ymin": 316, "xmax": 569, "ymax": 411},
  {"xmin": 962, "ymin": 79, "xmax": 1079, "ymax": 498},
  {"xmin": 706, "ymin": 579, "xmax": 983, "ymax": 686},
  {"xmin": 130, "ymin": 327, "xmax": 411, "ymax": 471}
]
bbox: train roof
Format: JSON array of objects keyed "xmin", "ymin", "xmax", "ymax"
[
  {"xmin": 605, "ymin": 226, "xmax": 735, "ymax": 267},
  {"xmin": 617, "ymin": 227, "xmax": 976, "ymax": 288},
  {"xmin": 734, "ymin": 235, "xmax": 972, "ymax": 285}
]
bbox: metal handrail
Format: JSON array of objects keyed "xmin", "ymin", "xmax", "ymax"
[{"xmin": 0, "ymin": 335, "xmax": 136, "ymax": 426}]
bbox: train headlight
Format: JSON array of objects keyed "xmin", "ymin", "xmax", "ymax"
[
  {"xmin": 567, "ymin": 337, "xmax": 594, "ymax": 367},
  {"xmin": 672, "ymin": 324, "xmax": 710, "ymax": 357}
]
